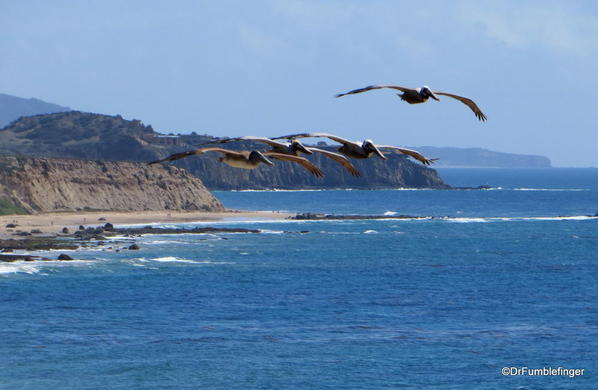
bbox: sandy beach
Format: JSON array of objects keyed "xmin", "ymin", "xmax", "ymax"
[{"xmin": 0, "ymin": 210, "xmax": 293, "ymax": 239}]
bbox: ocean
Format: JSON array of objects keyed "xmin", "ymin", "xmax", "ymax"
[{"xmin": 1, "ymin": 168, "xmax": 597, "ymax": 389}]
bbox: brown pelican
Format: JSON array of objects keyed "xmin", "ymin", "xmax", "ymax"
[
  {"xmin": 148, "ymin": 147, "xmax": 323, "ymax": 176},
  {"xmin": 272, "ymin": 133, "xmax": 436, "ymax": 165},
  {"xmin": 195, "ymin": 136, "xmax": 361, "ymax": 176},
  {"xmin": 335, "ymin": 85, "xmax": 487, "ymax": 121}
]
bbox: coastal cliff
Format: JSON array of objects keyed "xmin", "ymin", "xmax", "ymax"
[
  {"xmin": 0, "ymin": 156, "xmax": 224, "ymax": 214},
  {"xmin": 0, "ymin": 111, "xmax": 449, "ymax": 190}
]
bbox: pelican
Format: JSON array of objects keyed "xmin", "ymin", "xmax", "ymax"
[
  {"xmin": 195, "ymin": 136, "xmax": 361, "ymax": 176},
  {"xmin": 335, "ymin": 84, "xmax": 487, "ymax": 121},
  {"xmin": 148, "ymin": 147, "xmax": 323, "ymax": 176},
  {"xmin": 272, "ymin": 133, "xmax": 436, "ymax": 165}
]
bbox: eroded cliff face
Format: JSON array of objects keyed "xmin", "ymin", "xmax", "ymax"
[{"xmin": 0, "ymin": 156, "xmax": 224, "ymax": 214}]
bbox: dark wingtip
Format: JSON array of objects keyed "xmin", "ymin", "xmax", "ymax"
[{"xmin": 334, "ymin": 93, "xmax": 344, "ymax": 98}]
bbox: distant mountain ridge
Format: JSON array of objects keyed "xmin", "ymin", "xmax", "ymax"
[
  {"xmin": 0, "ymin": 93, "xmax": 71, "ymax": 128},
  {"xmin": 413, "ymin": 146, "xmax": 551, "ymax": 168},
  {"xmin": 0, "ymin": 111, "xmax": 448, "ymax": 190}
]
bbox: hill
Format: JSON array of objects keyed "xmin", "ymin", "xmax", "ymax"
[
  {"xmin": 0, "ymin": 111, "xmax": 449, "ymax": 190},
  {"xmin": 0, "ymin": 93, "xmax": 71, "ymax": 128}
]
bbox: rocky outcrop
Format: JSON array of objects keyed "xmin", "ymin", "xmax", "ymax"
[
  {"xmin": 0, "ymin": 112, "xmax": 449, "ymax": 190},
  {"xmin": 0, "ymin": 156, "xmax": 224, "ymax": 214}
]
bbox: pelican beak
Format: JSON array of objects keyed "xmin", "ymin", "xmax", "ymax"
[
  {"xmin": 294, "ymin": 141, "xmax": 313, "ymax": 155},
  {"xmin": 257, "ymin": 153, "xmax": 274, "ymax": 166},
  {"xmin": 372, "ymin": 145, "xmax": 387, "ymax": 160},
  {"xmin": 430, "ymin": 91, "xmax": 440, "ymax": 101}
]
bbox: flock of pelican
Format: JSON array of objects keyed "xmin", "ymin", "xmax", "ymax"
[{"xmin": 150, "ymin": 84, "xmax": 486, "ymax": 177}]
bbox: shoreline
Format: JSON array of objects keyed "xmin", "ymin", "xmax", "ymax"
[{"xmin": 0, "ymin": 209, "xmax": 292, "ymax": 240}]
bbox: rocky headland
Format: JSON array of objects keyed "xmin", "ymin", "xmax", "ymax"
[{"xmin": 0, "ymin": 111, "xmax": 449, "ymax": 190}]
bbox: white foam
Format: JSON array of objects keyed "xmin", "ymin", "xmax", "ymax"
[
  {"xmin": 258, "ymin": 229, "xmax": 285, "ymax": 234},
  {"xmin": 443, "ymin": 217, "xmax": 489, "ymax": 223},
  {"xmin": 144, "ymin": 256, "xmax": 197, "ymax": 263},
  {"xmin": 383, "ymin": 211, "xmax": 397, "ymax": 216},
  {"xmin": 0, "ymin": 259, "xmax": 96, "ymax": 276},
  {"xmin": 363, "ymin": 230, "xmax": 378, "ymax": 234},
  {"xmin": 441, "ymin": 215, "xmax": 598, "ymax": 223},
  {"xmin": 512, "ymin": 188, "xmax": 588, "ymax": 192}
]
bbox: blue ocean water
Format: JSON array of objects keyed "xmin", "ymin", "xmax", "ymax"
[{"xmin": 1, "ymin": 168, "xmax": 597, "ymax": 389}]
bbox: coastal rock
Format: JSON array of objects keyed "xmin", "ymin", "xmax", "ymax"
[
  {"xmin": 103, "ymin": 223, "xmax": 114, "ymax": 231},
  {"xmin": 62, "ymin": 227, "xmax": 69, "ymax": 234},
  {"xmin": 5, "ymin": 223, "xmax": 17, "ymax": 228},
  {"xmin": 57, "ymin": 253, "xmax": 74, "ymax": 260},
  {"xmin": 128, "ymin": 244, "xmax": 140, "ymax": 250},
  {"xmin": 0, "ymin": 155, "xmax": 224, "ymax": 213}
]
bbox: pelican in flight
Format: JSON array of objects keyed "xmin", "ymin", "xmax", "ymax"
[
  {"xmin": 272, "ymin": 133, "xmax": 436, "ymax": 165},
  {"xmin": 195, "ymin": 136, "xmax": 361, "ymax": 176},
  {"xmin": 335, "ymin": 84, "xmax": 487, "ymax": 121},
  {"xmin": 149, "ymin": 147, "xmax": 324, "ymax": 176}
]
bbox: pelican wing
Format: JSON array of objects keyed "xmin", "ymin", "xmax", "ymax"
[
  {"xmin": 264, "ymin": 152, "xmax": 324, "ymax": 177},
  {"xmin": 148, "ymin": 147, "xmax": 236, "ymax": 164},
  {"xmin": 335, "ymin": 85, "xmax": 417, "ymax": 98},
  {"xmin": 271, "ymin": 132, "xmax": 353, "ymax": 145},
  {"xmin": 235, "ymin": 136, "xmax": 290, "ymax": 149},
  {"xmin": 307, "ymin": 147, "xmax": 361, "ymax": 176},
  {"xmin": 433, "ymin": 91, "xmax": 487, "ymax": 121},
  {"xmin": 376, "ymin": 145, "xmax": 436, "ymax": 165}
]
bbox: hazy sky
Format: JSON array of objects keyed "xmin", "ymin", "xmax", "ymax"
[{"xmin": 2, "ymin": 1, "xmax": 598, "ymax": 166}]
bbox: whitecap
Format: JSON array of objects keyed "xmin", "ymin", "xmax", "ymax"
[
  {"xmin": 258, "ymin": 229, "xmax": 285, "ymax": 234},
  {"xmin": 383, "ymin": 211, "xmax": 397, "ymax": 216},
  {"xmin": 363, "ymin": 230, "xmax": 378, "ymax": 234},
  {"xmin": 144, "ymin": 256, "xmax": 197, "ymax": 263},
  {"xmin": 512, "ymin": 188, "xmax": 588, "ymax": 192}
]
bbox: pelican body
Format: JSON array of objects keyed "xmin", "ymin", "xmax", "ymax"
[
  {"xmin": 191, "ymin": 136, "xmax": 361, "ymax": 176},
  {"xmin": 335, "ymin": 84, "xmax": 487, "ymax": 121},
  {"xmin": 272, "ymin": 133, "xmax": 435, "ymax": 165},
  {"xmin": 149, "ymin": 147, "xmax": 324, "ymax": 176}
]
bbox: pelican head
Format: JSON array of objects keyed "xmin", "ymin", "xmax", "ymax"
[
  {"xmin": 291, "ymin": 139, "xmax": 313, "ymax": 155},
  {"xmin": 362, "ymin": 139, "xmax": 386, "ymax": 160},
  {"xmin": 421, "ymin": 85, "xmax": 439, "ymax": 101},
  {"xmin": 249, "ymin": 151, "xmax": 274, "ymax": 166}
]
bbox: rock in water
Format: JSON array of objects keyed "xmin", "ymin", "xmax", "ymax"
[
  {"xmin": 57, "ymin": 254, "xmax": 74, "ymax": 260},
  {"xmin": 128, "ymin": 244, "xmax": 140, "ymax": 250}
]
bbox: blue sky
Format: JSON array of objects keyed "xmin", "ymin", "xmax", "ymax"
[{"xmin": 2, "ymin": 1, "xmax": 598, "ymax": 166}]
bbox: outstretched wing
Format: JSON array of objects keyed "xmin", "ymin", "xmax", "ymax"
[
  {"xmin": 148, "ymin": 147, "xmax": 234, "ymax": 164},
  {"xmin": 237, "ymin": 136, "xmax": 289, "ymax": 149},
  {"xmin": 433, "ymin": 91, "xmax": 487, "ymax": 121},
  {"xmin": 264, "ymin": 152, "xmax": 324, "ymax": 177},
  {"xmin": 308, "ymin": 147, "xmax": 361, "ymax": 176},
  {"xmin": 376, "ymin": 145, "xmax": 436, "ymax": 166},
  {"xmin": 271, "ymin": 132, "xmax": 353, "ymax": 145},
  {"xmin": 335, "ymin": 85, "xmax": 417, "ymax": 98},
  {"xmin": 192, "ymin": 136, "xmax": 287, "ymax": 148}
]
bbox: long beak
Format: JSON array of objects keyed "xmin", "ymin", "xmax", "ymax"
[
  {"xmin": 372, "ymin": 145, "xmax": 387, "ymax": 160},
  {"xmin": 258, "ymin": 154, "xmax": 274, "ymax": 166},
  {"xmin": 296, "ymin": 143, "xmax": 313, "ymax": 155},
  {"xmin": 430, "ymin": 91, "xmax": 440, "ymax": 101}
]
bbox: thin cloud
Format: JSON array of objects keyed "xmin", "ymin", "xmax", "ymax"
[{"xmin": 458, "ymin": 0, "xmax": 598, "ymax": 53}]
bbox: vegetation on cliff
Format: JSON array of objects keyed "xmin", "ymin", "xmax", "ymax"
[{"xmin": 0, "ymin": 111, "xmax": 449, "ymax": 190}]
